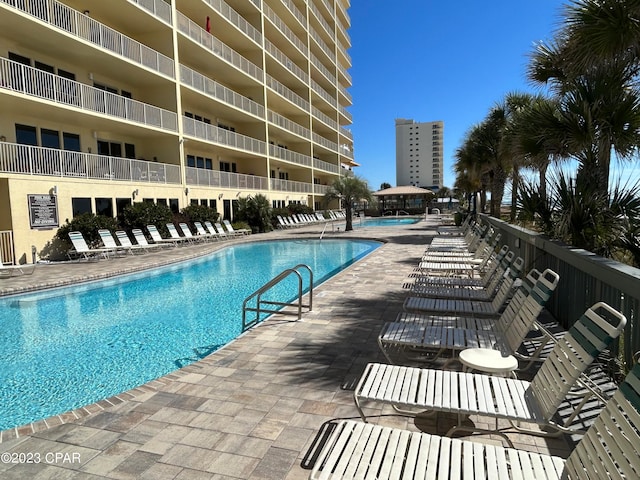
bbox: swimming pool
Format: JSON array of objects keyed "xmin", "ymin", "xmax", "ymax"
[
  {"xmin": 0, "ymin": 239, "xmax": 380, "ymax": 431},
  {"xmin": 356, "ymin": 217, "xmax": 421, "ymax": 227}
]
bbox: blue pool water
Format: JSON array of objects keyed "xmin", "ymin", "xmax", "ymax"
[
  {"xmin": 0, "ymin": 239, "xmax": 380, "ymax": 430},
  {"xmin": 356, "ymin": 217, "xmax": 421, "ymax": 227}
]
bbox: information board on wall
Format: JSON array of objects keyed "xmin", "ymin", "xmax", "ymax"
[{"xmin": 28, "ymin": 194, "xmax": 59, "ymax": 229}]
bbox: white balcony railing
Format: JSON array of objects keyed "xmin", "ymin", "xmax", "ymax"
[
  {"xmin": 185, "ymin": 167, "xmax": 268, "ymax": 190},
  {"xmin": 269, "ymin": 144, "xmax": 312, "ymax": 167},
  {"xmin": 0, "ymin": 142, "xmax": 181, "ymax": 184},
  {"xmin": 182, "ymin": 117, "xmax": 266, "ymax": 155},
  {"xmin": 340, "ymin": 127, "xmax": 353, "ymax": 141},
  {"xmin": 177, "ymin": 11, "xmax": 263, "ymax": 83},
  {"xmin": 309, "ymin": 1, "xmax": 333, "ymax": 39},
  {"xmin": 128, "ymin": 0, "xmax": 172, "ymax": 25},
  {"xmin": 309, "ymin": 26, "xmax": 336, "ymax": 63},
  {"xmin": 264, "ymin": 3, "xmax": 307, "ymax": 55},
  {"xmin": 0, "ymin": 58, "xmax": 178, "ymax": 131},
  {"xmin": 266, "ymin": 74, "xmax": 310, "ymax": 112},
  {"xmin": 312, "ymin": 106, "xmax": 338, "ymax": 130},
  {"xmin": 339, "ymin": 104, "xmax": 353, "ymax": 122},
  {"xmin": 312, "ymin": 132, "xmax": 338, "ymax": 152},
  {"xmin": 202, "ymin": 0, "xmax": 262, "ymax": 45},
  {"xmin": 180, "ymin": 65, "xmax": 264, "ymax": 119},
  {"xmin": 310, "ymin": 52, "xmax": 336, "ymax": 84},
  {"xmin": 310, "ymin": 78, "xmax": 337, "ymax": 107},
  {"xmin": 313, "ymin": 158, "xmax": 339, "ymax": 174},
  {"xmin": 264, "ymin": 39, "xmax": 308, "ymax": 84},
  {"xmin": 1, "ymin": 0, "xmax": 175, "ymax": 78},
  {"xmin": 270, "ymin": 178, "xmax": 313, "ymax": 193},
  {"xmin": 267, "ymin": 110, "xmax": 310, "ymax": 139},
  {"xmin": 281, "ymin": 0, "xmax": 306, "ymax": 27},
  {"xmin": 314, "ymin": 184, "xmax": 330, "ymax": 194}
]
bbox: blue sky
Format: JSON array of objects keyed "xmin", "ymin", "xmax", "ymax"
[{"xmin": 346, "ymin": 0, "xmax": 567, "ymax": 191}]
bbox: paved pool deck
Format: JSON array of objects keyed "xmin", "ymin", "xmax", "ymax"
[{"xmin": 0, "ymin": 216, "xmax": 573, "ymax": 479}]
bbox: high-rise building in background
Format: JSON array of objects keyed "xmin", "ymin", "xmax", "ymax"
[
  {"xmin": 0, "ymin": 0, "xmax": 354, "ymax": 263},
  {"xmin": 395, "ymin": 119, "xmax": 443, "ymax": 190}
]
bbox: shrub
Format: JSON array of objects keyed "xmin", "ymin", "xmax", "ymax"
[
  {"xmin": 235, "ymin": 194, "xmax": 273, "ymax": 233},
  {"xmin": 180, "ymin": 204, "xmax": 219, "ymax": 227},
  {"xmin": 40, "ymin": 213, "xmax": 119, "ymax": 261},
  {"xmin": 121, "ymin": 202, "xmax": 173, "ymax": 237}
]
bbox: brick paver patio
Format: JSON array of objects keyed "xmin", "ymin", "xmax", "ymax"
[{"xmin": 0, "ymin": 216, "xmax": 572, "ymax": 479}]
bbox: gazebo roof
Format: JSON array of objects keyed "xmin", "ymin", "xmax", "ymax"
[{"xmin": 373, "ymin": 185, "xmax": 436, "ymax": 196}]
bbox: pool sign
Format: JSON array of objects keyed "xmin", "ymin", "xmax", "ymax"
[{"xmin": 28, "ymin": 194, "xmax": 59, "ymax": 229}]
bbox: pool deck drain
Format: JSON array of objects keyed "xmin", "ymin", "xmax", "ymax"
[{"xmin": 0, "ymin": 217, "xmax": 572, "ymax": 479}]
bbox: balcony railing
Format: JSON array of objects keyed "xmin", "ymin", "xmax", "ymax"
[
  {"xmin": 0, "ymin": 142, "xmax": 181, "ymax": 184},
  {"xmin": 264, "ymin": 39, "xmax": 308, "ymax": 84},
  {"xmin": 310, "ymin": 52, "xmax": 336, "ymax": 84},
  {"xmin": 1, "ymin": 0, "xmax": 175, "ymax": 78},
  {"xmin": 128, "ymin": 0, "xmax": 172, "ymax": 25},
  {"xmin": 309, "ymin": 1, "xmax": 333, "ymax": 39},
  {"xmin": 313, "ymin": 132, "xmax": 338, "ymax": 152},
  {"xmin": 268, "ymin": 110, "xmax": 310, "ymax": 139},
  {"xmin": 340, "ymin": 127, "xmax": 353, "ymax": 141},
  {"xmin": 185, "ymin": 167, "xmax": 268, "ymax": 190},
  {"xmin": 264, "ymin": 3, "xmax": 307, "ymax": 55},
  {"xmin": 312, "ymin": 106, "xmax": 338, "ymax": 130},
  {"xmin": 314, "ymin": 184, "xmax": 330, "ymax": 194},
  {"xmin": 270, "ymin": 178, "xmax": 313, "ymax": 193},
  {"xmin": 269, "ymin": 144, "xmax": 312, "ymax": 167},
  {"xmin": 0, "ymin": 58, "xmax": 178, "ymax": 131},
  {"xmin": 313, "ymin": 158, "xmax": 339, "ymax": 174},
  {"xmin": 202, "ymin": 0, "xmax": 262, "ymax": 45},
  {"xmin": 266, "ymin": 74, "xmax": 310, "ymax": 112},
  {"xmin": 310, "ymin": 78, "xmax": 337, "ymax": 107},
  {"xmin": 281, "ymin": 0, "xmax": 306, "ymax": 27},
  {"xmin": 177, "ymin": 11, "xmax": 263, "ymax": 83},
  {"xmin": 339, "ymin": 104, "xmax": 353, "ymax": 122},
  {"xmin": 309, "ymin": 26, "xmax": 336, "ymax": 63},
  {"xmin": 180, "ymin": 65, "xmax": 264, "ymax": 119},
  {"xmin": 182, "ymin": 117, "xmax": 266, "ymax": 155}
]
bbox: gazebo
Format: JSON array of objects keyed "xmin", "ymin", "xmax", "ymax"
[{"xmin": 373, "ymin": 185, "xmax": 436, "ymax": 213}]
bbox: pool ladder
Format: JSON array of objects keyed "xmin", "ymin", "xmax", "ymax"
[{"xmin": 241, "ymin": 264, "xmax": 313, "ymax": 332}]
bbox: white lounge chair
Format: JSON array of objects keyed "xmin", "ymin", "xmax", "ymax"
[
  {"xmin": 177, "ymin": 223, "xmax": 201, "ymax": 243},
  {"xmin": 214, "ymin": 222, "xmax": 233, "ymax": 239},
  {"xmin": 115, "ymin": 230, "xmax": 159, "ymax": 253},
  {"xmin": 132, "ymin": 229, "xmax": 168, "ymax": 249},
  {"xmin": 204, "ymin": 221, "xmax": 224, "ymax": 240},
  {"xmin": 68, "ymin": 231, "xmax": 115, "ymax": 260},
  {"xmin": 166, "ymin": 223, "xmax": 191, "ymax": 244},
  {"xmin": 403, "ymin": 257, "xmax": 525, "ymax": 317},
  {"xmin": 223, "ymin": 219, "xmax": 250, "ymax": 235},
  {"xmin": 311, "ymin": 357, "xmax": 640, "ymax": 480},
  {"xmin": 193, "ymin": 222, "xmax": 219, "ymax": 241},
  {"xmin": 358, "ymin": 302, "xmax": 626, "ymax": 440},
  {"xmin": 0, "ymin": 262, "xmax": 36, "ymax": 277},
  {"xmin": 146, "ymin": 225, "xmax": 181, "ymax": 247},
  {"xmin": 379, "ymin": 269, "xmax": 560, "ymax": 365},
  {"xmin": 98, "ymin": 229, "xmax": 131, "ymax": 255}
]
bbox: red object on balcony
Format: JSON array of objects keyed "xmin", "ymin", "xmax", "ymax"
[{"xmin": 206, "ymin": 16, "xmax": 211, "ymax": 33}]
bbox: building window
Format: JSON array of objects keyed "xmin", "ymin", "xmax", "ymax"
[
  {"xmin": 169, "ymin": 198, "xmax": 179, "ymax": 213},
  {"xmin": 220, "ymin": 161, "xmax": 237, "ymax": 173},
  {"xmin": 15, "ymin": 124, "xmax": 38, "ymax": 145},
  {"xmin": 190, "ymin": 199, "xmax": 199, "ymax": 206},
  {"xmin": 63, "ymin": 132, "xmax": 80, "ymax": 151},
  {"xmin": 95, "ymin": 198, "xmax": 113, "ymax": 217},
  {"xmin": 157, "ymin": 198, "xmax": 167, "ymax": 206},
  {"xmin": 41, "ymin": 129, "xmax": 60, "ymax": 149},
  {"xmin": 72, "ymin": 198, "xmax": 92, "ymax": 216},
  {"xmin": 209, "ymin": 199, "xmax": 217, "ymax": 210},
  {"xmin": 125, "ymin": 143, "xmax": 136, "ymax": 159}
]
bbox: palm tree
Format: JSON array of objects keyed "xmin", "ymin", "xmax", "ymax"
[
  {"xmin": 380, "ymin": 182, "xmax": 391, "ymax": 190},
  {"xmin": 324, "ymin": 176, "xmax": 372, "ymax": 231},
  {"xmin": 528, "ymin": 3, "xmax": 640, "ymax": 196}
]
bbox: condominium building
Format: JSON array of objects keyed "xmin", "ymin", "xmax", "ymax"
[
  {"xmin": 0, "ymin": 0, "xmax": 355, "ymax": 264},
  {"xmin": 395, "ymin": 118, "xmax": 443, "ymax": 190}
]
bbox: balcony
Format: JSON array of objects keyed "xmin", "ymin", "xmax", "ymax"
[
  {"xmin": 268, "ymin": 110, "xmax": 310, "ymax": 139},
  {"xmin": 313, "ymin": 132, "xmax": 338, "ymax": 153},
  {"xmin": 265, "ymin": 74, "xmax": 310, "ymax": 112},
  {"xmin": 177, "ymin": 11, "xmax": 263, "ymax": 83},
  {"xmin": 269, "ymin": 144, "xmax": 312, "ymax": 167},
  {"xmin": 313, "ymin": 106, "xmax": 338, "ymax": 130},
  {"xmin": 185, "ymin": 167, "xmax": 268, "ymax": 190},
  {"xmin": 0, "ymin": 142, "xmax": 181, "ymax": 184},
  {"xmin": 1, "ymin": 58, "xmax": 178, "ymax": 131},
  {"xmin": 202, "ymin": 0, "xmax": 262, "ymax": 45},
  {"xmin": 264, "ymin": 3, "xmax": 308, "ymax": 56},
  {"xmin": 270, "ymin": 178, "xmax": 314, "ymax": 193},
  {"xmin": 180, "ymin": 65, "xmax": 265, "ymax": 119},
  {"xmin": 182, "ymin": 117, "xmax": 266, "ymax": 155},
  {"xmin": 264, "ymin": 39, "xmax": 309, "ymax": 84},
  {"xmin": 313, "ymin": 158, "xmax": 339, "ymax": 174},
  {"xmin": 0, "ymin": 0, "xmax": 175, "ymax": 78},
  {"xmin": 128, "ymin": 0, "xmax": 172, "ymax": 25}
]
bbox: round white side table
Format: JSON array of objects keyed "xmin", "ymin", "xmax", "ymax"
[{"xmin": 459, "ymin": 348, "xmax": 518, "ymax": 377}]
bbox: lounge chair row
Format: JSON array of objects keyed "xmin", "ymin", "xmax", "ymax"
[
  {"xmin": 276, "ymin": 211, "xmax": 346, "ymax": 229},
  {"xmin": 308, "ymin": 217, "xmax": 635, "ymax": 479},
  {"xmin": 68, "ymin": 220, "xmax": 249, "ymax": 259}
]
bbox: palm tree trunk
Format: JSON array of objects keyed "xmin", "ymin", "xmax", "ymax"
[{"xmin": 510, "ymin": 166, "xmax": 520, "ymax": 221}]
